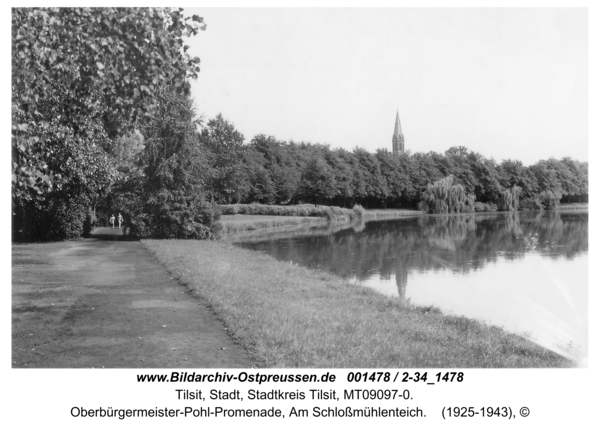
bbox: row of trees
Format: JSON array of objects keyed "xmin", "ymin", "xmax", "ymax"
[
  {"xmin": 186, "ymin": 124, "xmax": 587, "ymax": 211},
  {"xmin": 106, "ymin": 108, "xmax": 587, "ymax": 219}
]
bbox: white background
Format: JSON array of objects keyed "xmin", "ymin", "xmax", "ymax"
[{"xmin": 3, "ymin": 1, "xmax": 597, "ymax": 426}]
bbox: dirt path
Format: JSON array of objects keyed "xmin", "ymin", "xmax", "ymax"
[{"xmin": 12, "ymin": 228, "xmax": 255, "ymax": 368}]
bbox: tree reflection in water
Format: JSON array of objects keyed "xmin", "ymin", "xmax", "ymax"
[
  {"xmin": 238, "ymin": 210, "xmax": 588, "ymax": 360},
  {"xmin": 237, "ymin": 210, "xmax": 587, "ymax": 304}
]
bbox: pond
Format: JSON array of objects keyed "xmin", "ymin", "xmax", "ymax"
[{"xmin": 236, "ymin": 210, "xmax": 588, "ymax": 363}]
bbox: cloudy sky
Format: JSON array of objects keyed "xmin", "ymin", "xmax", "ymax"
[{"xmin": 182, "ymin": 8, "xmax": 587, "ymax": 166}]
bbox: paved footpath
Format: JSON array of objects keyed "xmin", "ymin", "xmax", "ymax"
[{"xmin": 12, "ymin": 228, "xmax": 255, "ymax": 368}]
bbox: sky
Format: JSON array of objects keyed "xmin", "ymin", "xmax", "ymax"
[{"xmin": 182, "ymin": 8, "xmax": 588, "ymax": 166}]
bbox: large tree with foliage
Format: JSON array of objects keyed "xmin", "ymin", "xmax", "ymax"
[
  {"xmin": 12, "ymin": 7, "xmax": 205, "ymax": 240},
  {"xmin": 127, "ymin": 88, "xmax": 219, "ymax": 239},
  {"xmin": 418, "ymin": 175, "xmax": 475, "ymax": 214},
  {"xmin": 200, "ymin": 114, "xmax": 250, "ymax": 203},
  {"xmin": 558, "ymin": 157, "xmax": 588, "ymax": 202},
  {"xmin": 297, "ymin": 157, "xmax": 337, "ymax": 205},
  {"xmin": 247, "ymin": 135, "xmax": 301, "ymax": 204}
]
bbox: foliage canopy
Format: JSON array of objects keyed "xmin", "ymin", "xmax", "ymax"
[{"xmin": 12, "ymin": 7, "xmax": 206, "ymax": 199}]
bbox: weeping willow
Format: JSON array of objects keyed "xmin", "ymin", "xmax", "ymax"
[
  {"xmin": 500, "ymin": 185, "xmax": 521, "ymax": 211},
  {"xmin": 418, "ymin": 175, "xmax": 476, "ymax": 214}
]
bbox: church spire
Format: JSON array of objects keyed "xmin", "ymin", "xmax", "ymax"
[{"xmin": 392, "ymin": 109, "xmax": 405, "ymax": 155}]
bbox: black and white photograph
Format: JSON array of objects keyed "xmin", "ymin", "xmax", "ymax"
[{"xmin": 6, "ymin": 3, "xmax": 596, "ymax": 426}]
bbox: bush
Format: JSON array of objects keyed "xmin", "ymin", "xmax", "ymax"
[
  {"xmin": 323, "ymin": 207, "xmax": 335, "ymax": 221},
  {"xmin": 217, "ymin": 203, "xmax": 357, "ymax": 221},
  {"xmin": 352, "ymin": 204, "xmax": 366, "ymax": 219},
  {"xmin": 539, "ymin": 190, "xmax": 561, "ymax": 210},
  {"xmin": 12, "ymin": 196, "xmax": 90, "ymax": 242},
  {"xmin": 129, "ymin": 195, "xmax": 221, "ymax": 240},
  {"xmin": 520, "ymin": 196, "xmax": 544, "ymax": 211},
  {"xmin": 307, "ymin": 206, "xmax": 323, "ymax": 217},
  {"xmin": 519, "ymin": 192, "xmax": 560, "ymax": 211},
  {"xmin": 51, "ymin": 200, "xmax": 87, "ymax": 240},
  {"xmin": 474, "ymin": 202, "xmax": 498, "ymax": 212},
  {"xmin": 220, "ymin": 205, "xmax": 238, "ymax": 215},
  {"xmin": 296, "ymin": 207, "xmax": 309, "ymax": 216},
  {"xmin": 271, "ymin": 205, "xmax": 285, "ymax": 216},
  {"xmin": 331, "ymin": 206, "xmax": 344, "ymax": 216}
]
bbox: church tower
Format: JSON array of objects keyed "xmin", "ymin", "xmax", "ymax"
[{"xmin": 392, "ymin": 110, "xmax": 405, "ymax": 155}]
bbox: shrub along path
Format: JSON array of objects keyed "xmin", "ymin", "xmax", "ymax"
[{"xmin": 11, "ymin": 227, "xmax": 254, "ymax": 368}]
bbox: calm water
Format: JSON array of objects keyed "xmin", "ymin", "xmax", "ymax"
[{"xmin": 236, "ymin": 210, "xmax": 588, "ymax": 363}]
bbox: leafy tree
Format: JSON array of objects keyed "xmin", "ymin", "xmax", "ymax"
[
  {"xmin": 250, "ymin": 134, "xmax": 280, "ymax": 165},
  {"xmin": 393, "ymin": 152, "xmax": 418, "ymax": 206},
  {"xmin": 12, "ymin": 112, "xmax": 118, "ymax": 241},
  {"xmin": 244, "ymin": 147, "xmax": 277, "ymax": 204},
  {"xmin": 12, "ymin": 7, "xmax": 206, "ymax": 240},
  {"xmin": 543, "ymin": 158, "xmax": 580, "ymax": 199},
  {"xmin": 353, "ymin": 147, "xmax": 388, "ymax": 207},
  {"xmin": 297, "ymin": 157, "xmax": 337, "ymax": 205},
  {"xmin": 498, "ymin": 159, "xmax": 537, "ymax": 199},
  {"xmin": 129, "ymin": 87, "xmax": 219, "ymax": 239},
  {"xmin": 559, "ymin": 157, "xmax": 588, "ymax": 202},
  {"xmin": 499, "ymin": 186, "xmax": 521, "ymax": 211},
  {"xmin": 376, "ymin": 149, "xmax": 412, "ymax": 207},
  {"xmin": 444, "ymin": 146, "xmax": 480, "ymax": 195},
  {"xmin": 327, "ymin": 149, "xmax": 355, "ymax": 207},
  {"xmin": 270, "ymin": 162, "xmax": 301, "ymax": 204},
  {"xmin": 248, "ymin": 135, "xmax": 300, "ymax": 203},
  {"xmin": 248, "ymin": 166, "xmax": 277, "ymax": 204},
  {"xmin": 471, "ymin": 157, "xmax": 502, "ymax": 203},
  {"xmin": 200, "ymin": 114, "xmax": 250, "ymax": 203},
  {"xmin": 408, "ymin": 152, "xmax": 443, "ymax": 205},
  {"xmin": 418, "ymin": 175, "xmax": 475, "ymax": 214},
  {"xmin": 529, "ymin": 160, "xmax": 563, "ymax": 199},
  {"xmin": 112, "ymin": 130, "xmax": 145, "ymax": 176},
  {"xmin": 13, "ymin": 7, "xmax": 205, "ymax": 198}
]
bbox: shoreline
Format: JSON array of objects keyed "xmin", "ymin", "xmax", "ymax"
[
  {"xmin": 220, "ymin": 208, "xmax": 424, "ymax": 236},
  {"xmin": 220, "ymin": 215, "xmax": 327, "ymax": 235},
  {"xmin": 142, "ymin": 239, "xmax": 572, "ymax": 368},
  {"xmin": 220, "ymin": 203, "xmax": 588, "ymax": 237}
]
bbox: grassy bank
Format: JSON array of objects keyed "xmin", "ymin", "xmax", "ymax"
[
  {"xmin": 220, "ymin": 207, "xmax": 422, "ymax": 235},
  {"xmin": 225, "ymin": 219, "xmax": 367, "ymax": 243},
  {"xmin": 554, "ymin": 202, "xmax": 588, "ymax": 210},
  {"xmin": 142, "ymin": 240, "xmax": 571, "ymax": 368},
  {"xmin": 219, "ymin": 203, "xmax": 359, "ymax": 220},
  {"xmin": 364, "ymin": 208, "xmax": 423, "ymax": 220},
  {"xmin": 220, "ymin": 214, "xmax": 326, "ymax": 234}
]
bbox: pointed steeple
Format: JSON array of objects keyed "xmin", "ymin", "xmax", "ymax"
[{"xmin": 392, "ymin": 109, "xmax": 405, "ymax": 155}]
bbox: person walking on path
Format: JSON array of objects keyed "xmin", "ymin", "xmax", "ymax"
[
  {"xmin": 118, "ymin": 213, "xmax": 123, "ymax": 229},
  {"xmin": 110, "ymin": 214, "xmax": 115, "ymax": 229}
]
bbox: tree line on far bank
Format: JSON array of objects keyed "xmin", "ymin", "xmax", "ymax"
[
  {"xmin": 181, "ymin": 119, "xmax": 588, "ymax": 212},
  {"xmin": 102, "ymin": 111, "xmax": 588, "ymax": 230},
  {"xmin": 12, "ymin": 8, "xmax": 588, "ymax": 242}
]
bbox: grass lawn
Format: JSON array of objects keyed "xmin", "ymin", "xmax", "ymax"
[
  {"xmin": 220, "ymin": 214, "xmax": 326, "ymax": 234},
  {"xmin": 555, "ymin": 202, "xmax": 588, "ymax": 210},
  {"xmin": 142, "ymin": 239, "xmax": 571, "ymax": 368},
  {"xmin": 364, "ymin": 208, "xmax": 423, "ymax": 220},
  {"xmin": 219, "ymin": 208, "xmax": 423, "ymax": 235}
]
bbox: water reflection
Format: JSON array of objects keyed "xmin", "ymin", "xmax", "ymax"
[{"xmin": 237, "ymin": 210, "xmax": 588, "ymax": 362}]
